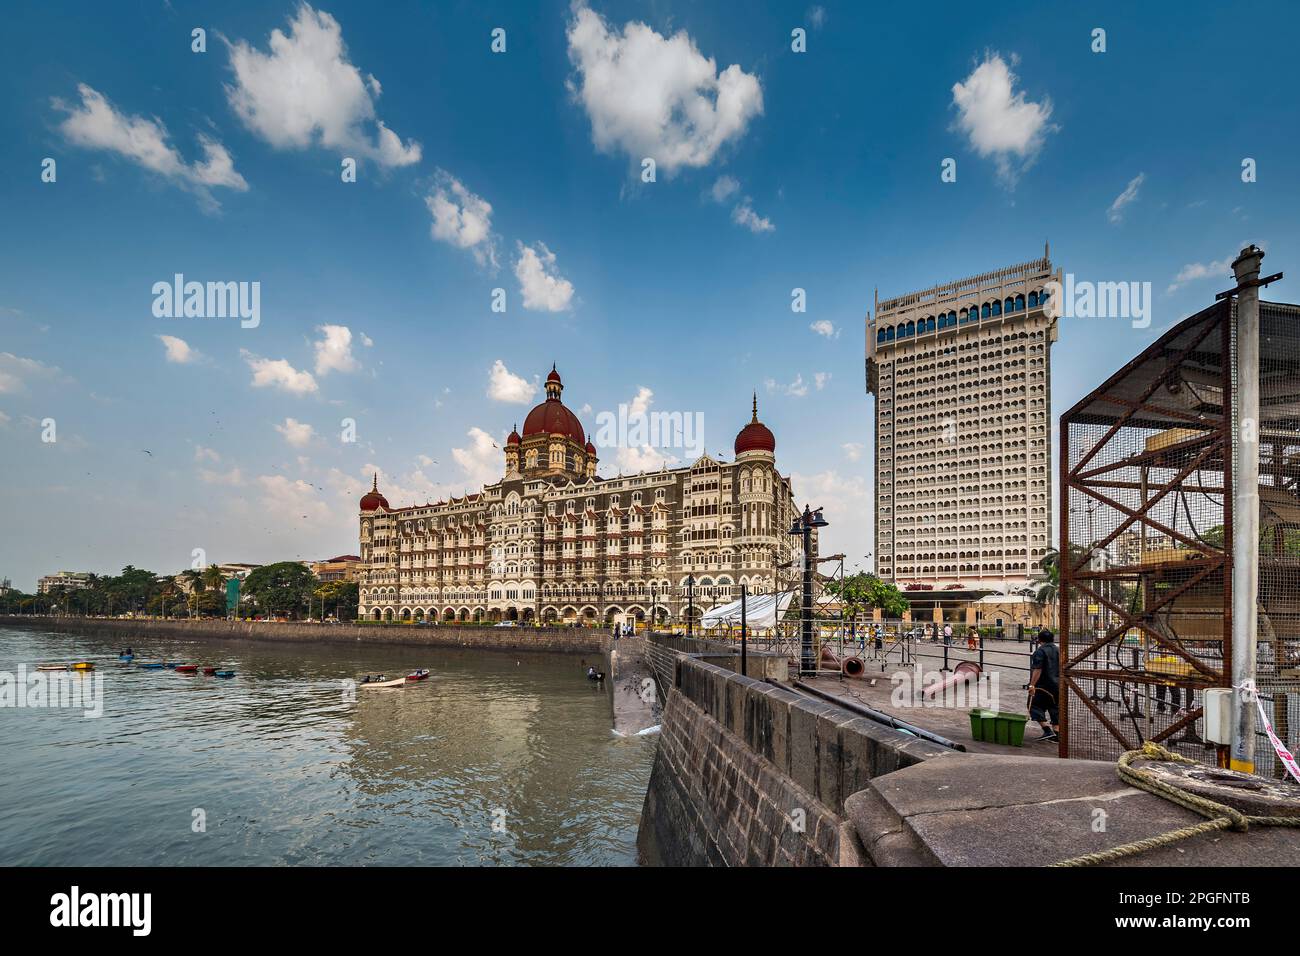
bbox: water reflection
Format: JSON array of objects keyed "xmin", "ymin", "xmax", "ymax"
[{"xmin": 0, "ymin": 627, "xmax": 652, "ymax": 866}]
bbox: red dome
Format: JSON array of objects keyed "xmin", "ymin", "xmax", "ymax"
[
  {"xmin": 523, "ymin": 399, "xmax": 586, "ymax": 444},
  {"xmin": 359, "ymin": 474, "xmax": 389, "ymax": 511},
  {"xmin": 507, "ymin": 426, "xmax": 521, "ymax": 446},
  {"xmin": 734, "ymin": 395, "xmax": 775, "ymax": 455},
  {"xmin": 585, "ymin": 439, "xmax": 597, "ymax": 455},
  {"xmin": 523, "ymin": 368, "xmax": 586, "ymax": 445}
]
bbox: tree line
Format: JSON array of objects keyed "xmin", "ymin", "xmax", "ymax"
[{"xmin": 1, "ymin": 562, "xmax": 358, "ymax": 621}]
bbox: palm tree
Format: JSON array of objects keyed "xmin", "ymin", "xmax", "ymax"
[
  {"xmin": 202, "ymin": 564, "xmax": 225, "ymax": 592},
  {"xmin": 1034, "ymin": 548, "xmax": 1060, "ymax": 623}
]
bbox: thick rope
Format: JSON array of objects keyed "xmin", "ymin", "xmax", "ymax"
[{"xmin": 1052, "ymin": 741, "xmax": 1300, "ymax": 867}]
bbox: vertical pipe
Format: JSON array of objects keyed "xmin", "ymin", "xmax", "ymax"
[
  {"xmin": 801, "ymin": 518, "xmax": 814, "ymax": 674},
  {"xmin": 1058, "ymin": 402, "xmax": 1071, "ymax": 758},
  {"xmin": 1230, "ymin": 245, "xmax": 1263, "ymax": 773},
  {"xmin": 741, "ymin": 583, "xmax": 748, "ymax": 676}
]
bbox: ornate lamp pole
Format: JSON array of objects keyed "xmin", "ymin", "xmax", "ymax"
[
  {"xmin": 787, "ymin": 504, "xmax": 829, "ymax": 674},
  {"xmin": 686, "ymin": 574, "xmax": 696, "ymax": 639}
]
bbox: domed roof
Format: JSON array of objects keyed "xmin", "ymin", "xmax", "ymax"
[
  {"xmin": 734, "ymin": 394, "xmax": 775, "ymax": 455},
  {"xmin": 507, "ymin": 425, "xmax": 521, "ymax": 446},
  {"xmin": 585, "ymin": 437, "xmax": 597, "ymax": 455},
  {"xmin": 522, "ymin": 367, "xmax": 586, "ymax": 445},
  {"xmin": 359, "ymin": 474, "xmax": 389, "ymax": 511}
]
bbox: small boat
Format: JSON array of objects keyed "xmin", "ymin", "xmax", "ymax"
[
  {"xmin": 163, "ymin": 662, "xmax": 180, "ymax": 669},
  {"xmin": 202, "ymin": 667, "xmax": 217, "ymax": 675},
  {"xmin": 36, "ymin": 664, "xmax": 67, "ymax": 672},
  {"xmin": 119, "ymin": 654, "xmax": 134, "ymax": 662},
  {"xmin": 70, "ymin": 662, "xmax": 95, "ymax": 671},
  {"xmin": 405, "ymin": 669, "xmax": 431, "ymax": 682},
  {"xmin": 175, "ymin": 664, "xmax": 198, "ymax": 673},
  {"xmin": 138, "ymin": 662, "xmax": 165, "ymax": 670},
  {"xmin": 213, "ymin": 670, "xmax": 235, "ymax": 679},
  {"xmin": 360, "ymin": 676, "xmax": 406, "ymax": 689}
]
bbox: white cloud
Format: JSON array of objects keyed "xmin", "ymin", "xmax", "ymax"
[
  {"xmin": 814, "ymin": 372, "xmax": 831, "ymax": 390},
  {"xmin": 275, "ymin": 417, "xmax": 316, "ymax": 447},
  {"xmin": 360, "ymin": 332, "xmax": 374, "ymax": 347},
  {"xmin": 808, "ymin": 6, "xmax": 827, "ymax": 29},
  {"xmin": 951, "ymin": 53, "xmax": 1056, "ymax": 185},
  {"xmin": 487, "ymin": 360, "xmax": 536, "ymax": 404},
  {"xmin": 426, "ymin": 171, "xmax": 498, "ymax": 269},
  {"xmin": 1167, "ymin": 255, "xmax": 1234, "ymax": 294},
  {"xmin": 1108, "ymin": 172, "xmax": 1145, "ymax": 224},
  {"xmin": 256, "ymin": 474, "xmax": 331, "ymax": 524},
  {"xmin": 52, "ymin": 83, "xmax": 247, "ymax": 210},
  {"xmin": 451, "ymin": 427, "xmax": 501, "ymax": 488},
  {"xmin": 199, "ymin": 467, "xmax": 245, "ymax": 486},
  {"xmin": 0, "ymin": 352, "xmax": 58, "ymax": 394},
  {"xmin": 514, "ymin": 241, "xmax": 575, "ymax": 312},
  {"xmin": 225, "ymin": 4, "xmax": 421, "ymax": 168},
  {"xmin": 791, "ymin": 469, "xmax": 872, "ymax": 567},
  {"xmin": 566, "ymin": 3, "xmax": 763, "ymax": 175},
  {"xmin": 628, "ymin": 386, "xmax": 654, "ymax": 418},
  {"xmin": 195, "ymin": 446, "xmax": 221, "ymax": 463},
  {"xmin": 241, "ymin": 349, "xmax": 318, "ymax": 395},
  {"xmin": 766, "ymin": 374, "xmax": 808, "ymax": 397},
  {"xmin": 732, "ymin": 198, "xmax": 774, "ymax": 233},
  {"xmin": 709, "ymin": 175, "xmax": 740, "ymax": 203},
  {"xmin": 842, "ymin": 442, "xmax": 864, "ymax": 462},
  {"xmin": 157, "ymin": 334, "xmax": 199, "ymax": 364},
  {"xmin": 810, "ymin": 319, "xmax": 837, "ymax": 338},
  {"xmin": 313, "ymin": 324, "xmax": 359, "ymax": 376}
]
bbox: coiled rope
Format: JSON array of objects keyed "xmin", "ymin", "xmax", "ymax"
[{"xmin": 1052, "ymin": 741, "xmax": 1300, "ymax": 867}]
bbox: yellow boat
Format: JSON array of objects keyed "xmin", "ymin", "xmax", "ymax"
[{"xmin": 69, "ymin": 661, "xmax": 95, "ymax": 671}]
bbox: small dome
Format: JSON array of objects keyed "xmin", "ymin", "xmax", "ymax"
[
  {"xmin": 546, "ymin": 364, "xmax": 562, "ymax": 385},
  {"xmin": 734, "ymin": 394, "xmax": 775, "ymax": 455},
  {"xmin": 585, "ymin": 437, "xmax": 597, "ymax": 455},
  {"xmin": 359, "ymin": 474, "xmax": 389, "ymax": 511},
  {"xmin": 507, "ymin": 426, "xmax": 521, "ymax": 446}
]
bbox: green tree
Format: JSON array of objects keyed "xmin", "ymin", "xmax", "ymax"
[
  {"xmin": 823, "ymin": 572, "xmax": 910, "ymax": 619},
  {"xmin": 242, "ymin": 562, "xmax": 316, "ymax": 619},
  {"xmin": 313, "ymin": 580, "xmax": 359, "ymax": 621}
]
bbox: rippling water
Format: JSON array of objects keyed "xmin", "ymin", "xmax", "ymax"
[{"xmin": 0, "ymin": 626, "xmax": 654, "ymax": 866}]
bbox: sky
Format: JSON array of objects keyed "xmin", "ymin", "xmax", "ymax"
[{"xmin": 1, "ymin": 0, "xmax": 1297, "ymax": 590}]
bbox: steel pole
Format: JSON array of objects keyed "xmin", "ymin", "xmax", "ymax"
[
  {"xmin": 1230, "ymin": 245, "xmax": 1263, "ymax": 773},
  {"xmin": 801, "ymin": 521, "xmax": 814, "ymax": 674}
]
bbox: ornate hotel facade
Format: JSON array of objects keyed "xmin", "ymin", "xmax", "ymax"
[
  {"xmin": 356, "ymin": 368, "xmax": 803, "ymax": 624},
  {"xmin": 866, "ymin": 249, "xmax": 1059, "ymax": 589}
]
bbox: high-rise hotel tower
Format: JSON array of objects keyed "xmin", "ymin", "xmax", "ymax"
[{"xmin": 865, "ymin": 249, "xmax": 1060, "ymax": 589}]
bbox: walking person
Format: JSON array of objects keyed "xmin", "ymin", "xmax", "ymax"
[
  {"xmin": 942, "ymin": 623, "xmax": 953, "ymax": 645},
  {"xmin": 1027, "ymin": 628, "xmax": 1060, "ymax": 742}
]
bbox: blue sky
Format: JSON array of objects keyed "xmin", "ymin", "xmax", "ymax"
[{"xmin": 1, "ymin": 0, "xmax": 1296, "ymax": 590}]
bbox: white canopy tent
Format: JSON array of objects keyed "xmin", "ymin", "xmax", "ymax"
[{"xmin": 698, "ymin": 591, "xmax": 794, "ymax": 630}]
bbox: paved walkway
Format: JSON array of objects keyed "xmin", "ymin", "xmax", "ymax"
[{"xmin": 802, "ymin": 637, "xmax": 1056, "ymax": 757}]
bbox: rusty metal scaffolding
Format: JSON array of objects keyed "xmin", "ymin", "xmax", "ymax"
[{"xmin": 1059, "ymin": 298, "xmax": 1300, "ymax": 773}]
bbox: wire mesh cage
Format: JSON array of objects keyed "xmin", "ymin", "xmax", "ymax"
[
  {"xmin": 1060, "ymin": 298, "xmax": 1300, "ymax": 775},
  {"xmin": 1060, "ymin": 302, "xmax": 1233, "ymax": 764}
]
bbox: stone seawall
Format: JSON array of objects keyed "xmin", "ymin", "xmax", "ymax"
[
  {"xmin": 0, "ymin": 616, "xmax": 610, "ymax": 656},
  {"xmin": 637, "ymin": 656, "xmax": 954, "ymax": 866}
]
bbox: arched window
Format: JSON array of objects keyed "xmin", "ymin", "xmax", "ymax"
[
  {"xmin": 981, "ymin": 303, "xmax": 991, "ymax": 319},
  {"xmin": 1027, "ymin": 290, "xmax": 1038, "ymax": 308},
  {"xmin": 877, "ymin": 327, "xmax": 887, "ymax": 344},
  {"xmin": 1014, "ymin": 294, "xmax": 1025, "ymax": 311}
]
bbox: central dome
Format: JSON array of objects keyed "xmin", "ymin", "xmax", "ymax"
[{"xmin": 521, "ymin": 366, "xmax": 586, "ymax": 445}]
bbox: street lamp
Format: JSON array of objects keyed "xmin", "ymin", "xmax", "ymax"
[
  {"xmin": 686, "ymin": 574, "xmax": 695, "ymax": 639},
  {"xmin": 788, "ymin": 504, "xmax": 829, "ymax": 675}
]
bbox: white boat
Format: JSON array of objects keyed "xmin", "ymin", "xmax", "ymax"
[{"xmin": 359, "ymin": 676, "xmax": 407, "ymax": 689}]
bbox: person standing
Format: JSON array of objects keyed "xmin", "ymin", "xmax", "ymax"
[
  {"xmin": 1028, "ymin": 628, "xmax": 1060, "ymax": 741},
  {"xmin": 942, "ymin": 623, "xmax": 953, "ymax": 645}
]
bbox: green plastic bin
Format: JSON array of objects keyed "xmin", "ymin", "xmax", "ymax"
[{"xmin": 969, "ymin": 709, "xmax": 1028, "ymax": 747}]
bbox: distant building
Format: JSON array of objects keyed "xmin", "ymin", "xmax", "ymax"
[
  {"xmin": 172, "ymin": 563, "xmax": 262, "ymax": 592},
  {"xmin": 357, "ymin": 367, "xmax": 802, "ymax": 625},
  {"xmin": 37, "ymin": 571, "xmax": 93, "ymax": 594},
  {"xmin": 866, "ymin": 249, "xmax": 1059, "ymax": 590},
  {"xmin": 312, "ymin": 555, "xmax": 361, "ymax": 582}
]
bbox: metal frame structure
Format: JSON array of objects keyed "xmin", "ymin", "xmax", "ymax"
[{"xmin": 1060, "ymin": 295, "xmax": 1300, "ymax": 773}]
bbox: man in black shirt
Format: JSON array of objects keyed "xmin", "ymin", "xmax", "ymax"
[{"xmin": 1028, "ymin": 628, "xmax": 1060, "ymax": 742}]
